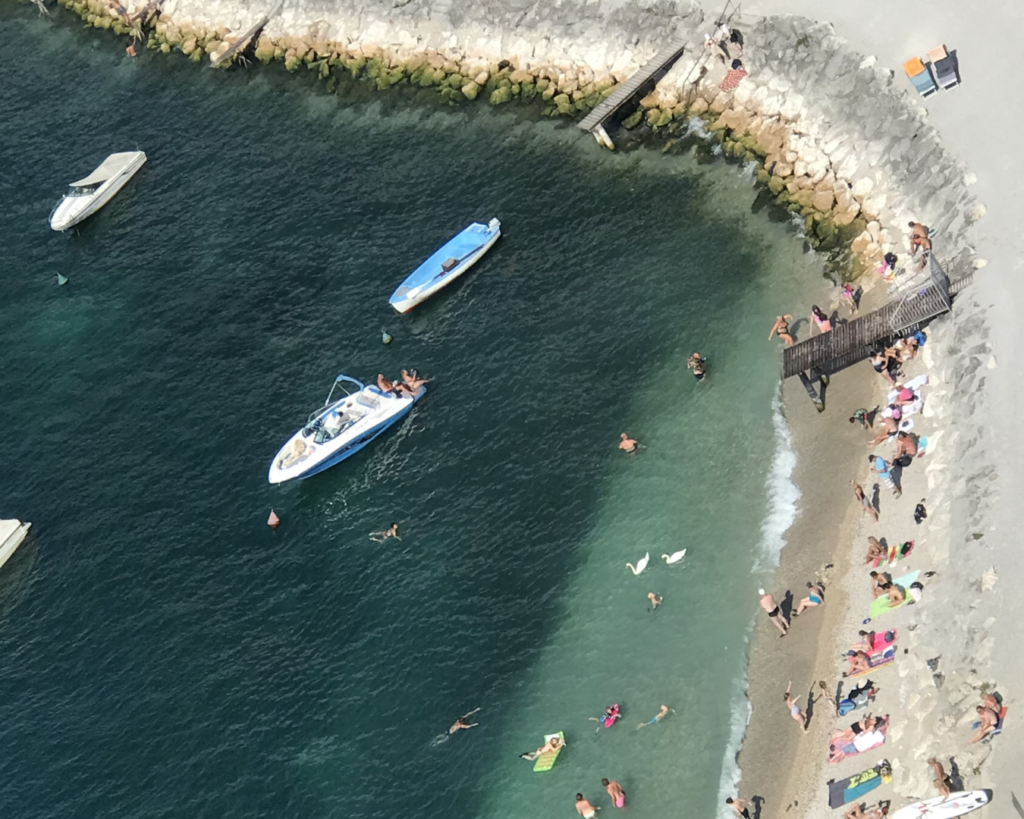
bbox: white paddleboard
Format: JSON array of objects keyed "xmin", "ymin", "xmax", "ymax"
[{"xmin": 891, "ymin": 790, "xmax": 991, "ymax": 819}]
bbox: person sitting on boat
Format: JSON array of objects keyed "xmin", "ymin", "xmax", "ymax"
[
  {"xmin": 277, "ymin": 438, "xmax": 308, "ymax": 469},
  {"xmin": 377, "ymin": 373, "xmax": 398, "ymax": 394},
  {"xmin": 520, "ymin": 735, "xmax": 563, "ymax": 760},
  {"xmin": 402, "ymin": 369, "xmax": 428, "ymax": 390}
]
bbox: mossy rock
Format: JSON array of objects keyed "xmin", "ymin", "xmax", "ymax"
[
  {"xmin": 836, "ymin": 216, "xmax": 869, "ymax": 246},
  {"xmin": 159, "ymin": 42, "xmax": 171, "ymax": 54},
  {"xmin": 622, "ymin": 109, "xmax": 644, "ymax": 130},
  {"xmin": 346, "ymin": 58, "xmax": 367, "ymax": 80},
  {"xmin": 520, "ymin": 80, "xmax": 538, "ymax": 101},
  {"xmin": 536, "ymin": 77, "xmax": 551, "ymax": 91},
  {"xmin": 583, "ymin": 91, "xmax": 603, "ymax": 109},
  {"xmin": 541, "ymin": 84, "xmax": 557, "ymax": 101},
  {"xmin": 510, "ymin": 83, "xmax": 521, "ymax": 97},
  {"xmin": 497, "ymin": 77, "xmax": 511, "ymax": 90},
  {"xmin": 445, "ymin": 73, "xmax": 465, "ymax": 89},
  {"xmin": 768, "ymin": 175, "xmax": 787, "ymax": 196},
  {"xmin": 284, "ymin": 55, "xmax": 301, "ymax": 72},
  {"xmin": 756, "ymin": 168, "xmax": 771, "ymax": 185},
  {"xmin": 326, "ymin": 76, "xmax": 337, "ymax": 93},
  {"xmin": 462, "ymin": 81, "xmax": 481, "ymax": 101},
  {"xmin": 553, "ymin": 93, "xmax": 572, "ymax": 115},
  {"xmin": 815, "ymin": 218, "xmax": 839, "ymax": 249},
  {"xmin": 181, "ymin": 36, "xmax": 198, "ymax": 55},
  {"xmin": 189, "ymin": 48, "xmax": 203, "ymax": 63},
  {"xmin": 365, "ymin": 57, "xmax": 385, "ymax": 80},
  {"xmin": 489, "ymin": 85, "xmax": 512, "ymax": 105}
]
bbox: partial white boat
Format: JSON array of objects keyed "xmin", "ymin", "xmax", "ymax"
[
  {"xmin": 389, "ymin": 218, "xmax": 501, "ymax": 313},
  {"xmin": 0, "ymin": 519, "xmax": 31, "ymax": 573},
  {"xmin": 49, "ymin": 151, "xmax": 147, "ymax": 231},
  {"xmin": 268, "ymin": 374, "xmax": 425, "ymax": 484}
]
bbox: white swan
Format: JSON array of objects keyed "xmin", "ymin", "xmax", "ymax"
[
  {"xmin": 662, "ymin": 549, "xmax": 687, "ymax": 564},
  {"xmin": 626, "ymin": 552, "xmax": 650, "ymax": 576}
]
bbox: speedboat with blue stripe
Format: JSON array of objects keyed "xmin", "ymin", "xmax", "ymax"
[
  {"xmin": 267, "ymin": 374, "xmax": 425, "ymax": 484},
  {"xmin": 389, "ymin": 218, "xmax": 501, "ymax": 313}
]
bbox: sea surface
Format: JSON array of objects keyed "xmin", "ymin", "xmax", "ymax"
[{"xmin": 0, "ymin": 8, "xmax": 823, "ymax": 818}]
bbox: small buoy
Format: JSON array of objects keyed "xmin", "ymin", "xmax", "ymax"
[
  {"xmin": 381, "ymin": 331, "xmax": 393, "ymax": 345},
  {"xmin": 268, "ymin": 510, "xmax": 280, "ymax": 529},
  {"xmin": 57, "ymin": 273, "xmax": 68, "ymax": 286}
]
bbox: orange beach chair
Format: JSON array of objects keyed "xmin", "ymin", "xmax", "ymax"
[{"xmin": 903, "ymin": 57, "xmax": 937, "ymax": 97}]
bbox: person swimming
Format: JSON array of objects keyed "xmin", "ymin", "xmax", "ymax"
[
  {"xmin": 369, "ymin": 522, "xmax": 400, "ymax": 542},
  {"xmin": 638, "ymin": 704, "xmax": 673, "ymax": 728},
  {"xmin": 449, "ymin": 708, "xmax": 480, "ymax": 734},
  {"xmin": 619, "ymin": 432, "xmax": 638, "ymax": 452}
]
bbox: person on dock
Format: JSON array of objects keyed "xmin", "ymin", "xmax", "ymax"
[
  {"xmin": 647, "ymin": 592, "xmax": 663, "ymax": 610},
  {"xmin": 792, "ymin": 582, "xmax": 824, "ymax": 617},
  {"xmin": 602, "ymin": 779, "xmax": 626, "ymax": 809},
  {"xmin": 849, "ymin": 407, "xmax": 873, "ymax": 429},
  {"xmin": 618, "ymin": 432, "xmax": 638, "ymax": 453},
  {"xmin": 758, "ymin": 589, "xmax": 789, "ymax": 637},
  {"xmin": 575, "ymin": 793, "xmax": 599, "ymax": 818},
  {"xmin": 687, "ymin": 352, "xmax": 706, "ymax": 380},
  {"xmin": 851, "ymin": 481, "xmax": 880, "ymax": 523},
  {"xmin": 369, "ymin": 522, "xmax": 400, "ymax": 542},
  {"xmin": 842, "ymin": 283, "xmax": 858, "ymax": 314},
  {"xmin": 726, "ymin": 797, "xmax": 751, "ymax": 819},
  {"xmin": 769, "ymin": 315, "xmax": 796, "ymax": 346},
  {"xmin": 449, "ymin": 708, "xmax": 480, "ymax": 734},
  {"xmin": 928, "ymin": 757, "xmax": 952, "ymax": 798},
  {"xmin": 810, "ymin": 305, "xmax": 832, "ymax": 334},
  {"xmin": 638, "ymin": 704, "xmax": 673, "ymax": 728},
  {"xmin": 784, "ymin": 681, "xmax": 808, "ymax": 732}
]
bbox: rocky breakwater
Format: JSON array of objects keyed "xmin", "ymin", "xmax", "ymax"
[{"xmin": 53, "ymin": 0, "xmax": 983, "ymax": 278}]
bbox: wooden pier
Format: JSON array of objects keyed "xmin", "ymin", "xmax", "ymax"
[
  {"xmin": 209, "ymin": 0, "xmax": 283, "ymax": 68},
  {"xmin": 577, "ymin": 39, "xmax": 688, "ymax": 137}
]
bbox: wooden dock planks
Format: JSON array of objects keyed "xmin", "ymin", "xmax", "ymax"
[{"xmin": 577, "ymin": 40, "xmax": 688, "ymax": 133}]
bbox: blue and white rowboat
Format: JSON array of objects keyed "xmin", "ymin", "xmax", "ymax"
[
  {"xmin": 389, "ymin": 218, "xmax": 501, "ymax": 313},
  {"xmin": 268, "ymin": 374, "xmax": 424, "ymax": 484}
]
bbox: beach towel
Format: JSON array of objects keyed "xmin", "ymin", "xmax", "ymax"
[
  {"xmin": 827, "ymin": 760, "xmax": 892, "ymax": 808},
  {"xmin": 916, "ymin": 435, "xmax": 929, "ymax": 458},
  {"xmin": 878, "ymin": 541, "xmax": 914, "ymax": 567},
  {"xmin": 719, "ymin": 67, "xmax": 747, "ymax": 91},
  {"xmin": 869, "ymin": 571, "xmax": 921, "ymax": 618},
  {"xmin": 887, "ymin": 375, "xmax": 929, "ymax": 406}
]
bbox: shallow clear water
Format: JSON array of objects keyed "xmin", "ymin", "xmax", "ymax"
[{"xmin": 0, "ymin": 8, "xmax": 822, "ymax": 819}]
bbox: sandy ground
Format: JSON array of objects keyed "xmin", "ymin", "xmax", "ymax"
[{"xmin": 731, "ymin": 2, "xmax": 1024, "ymax": 815}]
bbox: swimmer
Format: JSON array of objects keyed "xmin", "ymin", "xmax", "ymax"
[
  {"xmin": 638, "ymin": 704, "xmax": 674, "ymax": 729},
  {"xmin": 687, "ymin": 352, "xmax": 706, "ymax": 380},
  {"xmin": 520, "ymin": 735, "xmax": 563, "ymax": 760},
  {"xmin": 369, "ymin": 522, "xmax": 400, "ymax": 543},
  {"xmin": 602, "ymin": 779, "xmax": 626, "ymax": 809},
  {"xmin": 449, "ymin": 708, "xmax": 480, "ymax": 734},
  {"xmin": 575, "ymin": 793, "xmax": 600, "ymax": 818},
  {"xmin": 402, "ymin": 368, "xmax": 428, "ymax": 390},
  {"xmin": 619, "ymin": 433, "xmax": 638, "ymax": 453},
  {"xmin": 769, "ymin": 314, "xmax": 796, "ymax": 346},
  {"xmin": 647, "ymin": 592, "xmax": 663, "ymax": 610}
]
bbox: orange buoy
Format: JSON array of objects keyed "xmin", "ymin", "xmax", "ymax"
[{"xmin": 268, "ymin": 510, "xmax": 280, "ymax": 528}]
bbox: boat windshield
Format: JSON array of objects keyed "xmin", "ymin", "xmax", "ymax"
[{"xmin": 67, "ymin": 183, "xmax": 102, "ymax": 197}]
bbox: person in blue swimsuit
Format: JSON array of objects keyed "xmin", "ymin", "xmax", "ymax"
[{"xmin": 793, "ymin": 582, "xmax": 824, "ymax": 617}]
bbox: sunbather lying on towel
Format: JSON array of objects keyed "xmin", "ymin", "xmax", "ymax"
[
  {"xmin": 831, "ymin": 715, "xmax": 879, "ymax": 745},
  {"xmin": 846, "ymin": 651, "xmax": 872, "ymax": 676},
  {"xmin": 829, "ymin": 717, "xmax": 888, "ymax": 765}
]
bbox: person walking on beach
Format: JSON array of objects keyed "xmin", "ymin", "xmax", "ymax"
[
  {"xmin": 851, "ymin": 481, "xmax": 880, "ymax": 523},
  {"xmin": 619, "ymin": 432, "xmax": 638, "ymax": 452},
  {"xmin": 602, "ymin": 779, "xmax": 626, "ymax": 809},
  {"xmin": 726, "ymin": 797, "xmax": 751, "ymax": 818},
  {"xmin": 575, "ymin": 793, "xmax": 600, "ymax": 818},
  {"xmin": 769, "ymin": 315, "xmax": 795, "ymax": 346},
  {"xmin": 927, "ymin": 758, "xmax": 952, "ymax": 798},
  {"xmin": 647, "ymin": 592, "xmax": 663, "ymax": 610},
  {"xmin": 784, "ymin": 681, "xmax": 808, "ymax": 732},
  {"xmin": 758, "ymin": 589, "xmax": 788, "ymax": 636},
  {"xmin": 869, "ymin": 454, "xmax": 901, "ymax": 498},
  {"xmin": 792, "ymin": 582, "xmax": 824, "ymax": 617}
]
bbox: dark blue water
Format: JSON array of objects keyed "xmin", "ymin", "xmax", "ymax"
[{"xmin": 0, "ymin": 8, "xmax": 822, "ymax": 818}]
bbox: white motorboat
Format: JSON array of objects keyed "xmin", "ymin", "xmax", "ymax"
[
  {"xmin": 268, "ymin": 374, "xmax": 425, "ymax": 484},
  {"xmin": 49, "ymin": 151, "xmax": 147, "ymax": 231},
  {"xmin": 0, "ymin": 519, "xmax": 31, "ymax": 573}
]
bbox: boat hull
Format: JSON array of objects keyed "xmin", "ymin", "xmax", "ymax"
[
  {"xmin": 0, "ymin": 519, "xmax": 31, "ymax": 573},
  {"xmin": 50, "ymin": 152, "xmax": 147, "ymax": 231},
  {"xmin": 389, "ymin": 218, "xmax": 500, "ymax": 313},
  {"xmin": 268, "ymin": 385, "xmax": 424, "ymax": 484}
]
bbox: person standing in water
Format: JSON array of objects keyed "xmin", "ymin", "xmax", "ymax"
[
  {"xmin": 602, "ymin": 779, "xmax": 626, "ymax": 809},
  {"xmin": 769, "ymin": 315, "xmax": 796, "ymax": 346},
  {"xmin": 575, "ymin": 794, "xmax": 599, "ymax": 818},
  {"xmin": 618, "ymin": 433, "xmax": 638, "ymax": 452},
  {"xmin": 726, "ymin": 797, "xmax": 752, "ymax": 819},
  {"xmin": 687, "ymin": 352, "xmax": 706, "ymax": 380}
]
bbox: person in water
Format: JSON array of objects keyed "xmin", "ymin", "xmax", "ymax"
[
  {"xmin": 647, "ymin": 592, "xmax": 663, "ymax": 610},
  {"xmin": 726, "ymin": 797, "xmax": 752, "ymax": 819},
  {"xmin": 590, "ymin": 704, "xmax": 621, "ymax": 727},
  {"xmin": 638, "ymin": 704, "xmax": 673, "ymax": 728},
  {"xmin": 619, "ymin": 432, "xmax": 638, "ymax": 452},
  {"xmin": 520, "ymin": 735, "xmax": 563, "ymax": 760},
  {"xmin": 769, "ymin": 314, "xmax": 796, "ymax": 346},
  {"xmin": 449, "ymin": 708, "xmax": 480, "ymax": 734},
  {"xmin": 575, "ymin": 793, "xmax": 599, "ymax": 818},
  {"xmin": 369, "ymin": 522, "xmax": 400, "ymax": 542},
  {"xmin": 687, "ymin": 352, "xmax": 706, "ymax": 380},
  {"xmin": 602, "ymin": 779, "xmax": 626, "ymax": 809}
]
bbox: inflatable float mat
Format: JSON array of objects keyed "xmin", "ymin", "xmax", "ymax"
[{"xmin": 533, "ymin": 731, "xmax": 565, "ymax": 772}]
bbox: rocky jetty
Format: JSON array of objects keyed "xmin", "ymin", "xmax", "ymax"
[{"xmin": 55, "ymin": 0, "xmax": 982, "ymax": 280}]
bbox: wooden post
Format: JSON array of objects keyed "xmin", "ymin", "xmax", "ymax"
[
  {"xmin": 797, "ymin": 371, "xmax": 825, "ymax": 413},
  {"xmin": 592, "ymin": 124, "xmax": 615, "ymax": 151}
]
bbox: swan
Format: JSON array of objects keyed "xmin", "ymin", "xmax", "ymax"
[
  {"xmin": 626, "ymin": 553, "xmax": 650, "ymax": 576},
  {"xmin": 662, "ymin": 549, "xmax": 687, "ymax": 564}
]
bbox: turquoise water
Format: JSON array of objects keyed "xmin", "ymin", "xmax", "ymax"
[{"xmin": 0, "ymin": 8, "xmax": 822, "ymax": 819}]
